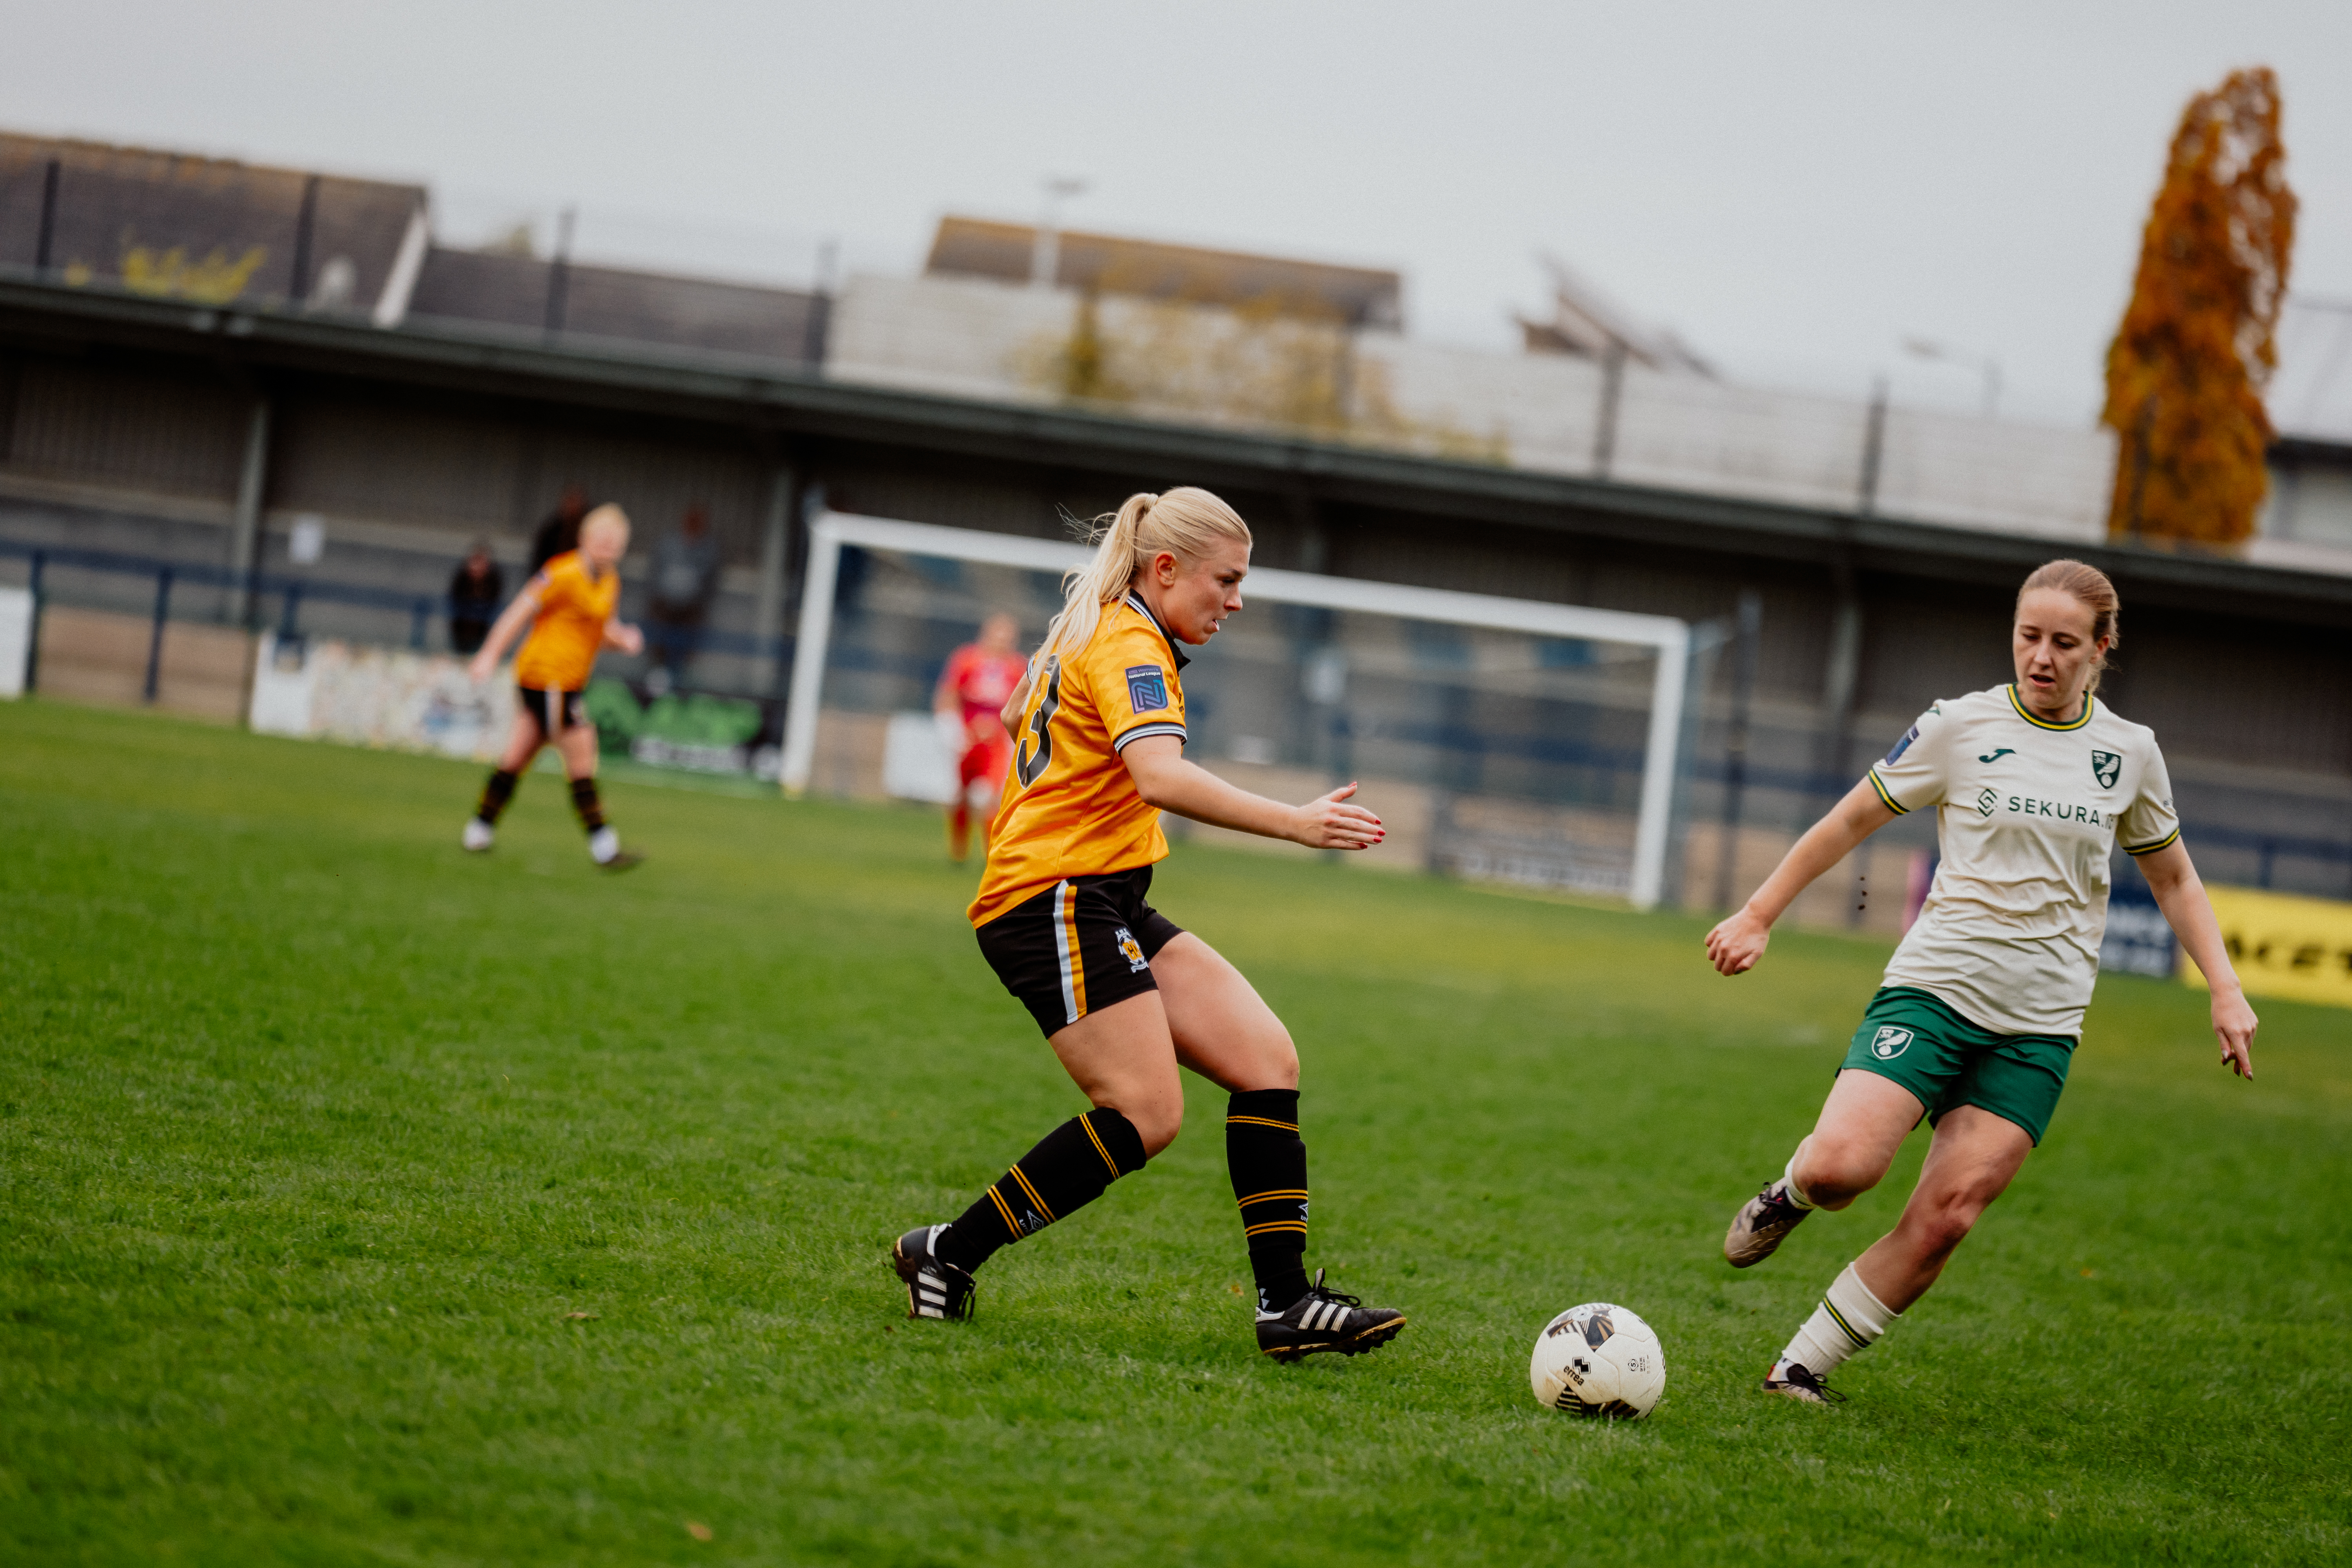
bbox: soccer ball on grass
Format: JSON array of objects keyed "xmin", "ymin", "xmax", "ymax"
[{"xmin": 1530, "ymin": 1302, "xmax": 1665, "ymax": 1419}]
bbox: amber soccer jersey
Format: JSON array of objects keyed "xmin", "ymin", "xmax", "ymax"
[
  {"xmin": 1866, "ymin": 684, "xmax": 2179, "ymax": 1037},
  {"xmin": 513, "ymin": 550, "xmax": 620, "ymax": 691},
  {"xmin": 969, "ymin": 592, "xmax": 1189, "ymax": 927}
]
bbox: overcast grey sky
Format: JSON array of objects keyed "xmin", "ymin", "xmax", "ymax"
[{"xmin": 5, "ymin": 2, "xmax": 2346, "ymax": 423}]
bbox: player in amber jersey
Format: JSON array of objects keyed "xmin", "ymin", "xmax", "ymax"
[
  {"xmin": 890, "ymin": 488, "xmax": 1407, "ymax": 1362},
  {"xmin": 932, "ymin": 612, "xmax": 1029, "ymax": 861},
  {"xmin": 461, "ymin": 504, "xmax": 646, "ymax": 869},
  {"xmin": 1707, "ymin": 560, "xmax": 2257, "ymax": 1405}
]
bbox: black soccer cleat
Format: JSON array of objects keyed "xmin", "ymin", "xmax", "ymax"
[
  {"xmin": 1255, "ymin": 1269, "xmax": 1405, "ymax": 1363},
  {"xmin": 891, "ymin": 1223, "xmax": 976, "ymax": 1322},
  {"xmin": 1724, "ymin": 1179, "xmax": 1811, "ymax": 1268},
  {"xmin": 1763, "ymin": 1360, "xmax": 1847, "ymax": 1405}
]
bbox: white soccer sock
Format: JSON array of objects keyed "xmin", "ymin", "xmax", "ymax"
[
  {"xmin": 1777, "ymin": 1261, "xmax": 1897, "ymax": 1379},
  {"xmin": 1781, "ymin": 1137, "xmax": 1818, "ymax": 1210}
]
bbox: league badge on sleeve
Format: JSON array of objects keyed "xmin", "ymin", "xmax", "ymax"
[
  {"xmin": 1125, "ymin": 665, "xmax": 1169, "ymax": 713},
  {"xmin": 2091, "ymin": 750, "xmax": 2122, "ymax": 789}
]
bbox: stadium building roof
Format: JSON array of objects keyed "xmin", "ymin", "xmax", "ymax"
[
  {"xmin": 2270, "ymin": 297, "xmax": 2352, "ymax": 452},
  {"xmin": 925, "ymin": 215, "xmax": 1404, "ymax": 328},
  {"xmin": 407, "ymin": 246, "xmax": 825, "ymax": 366},
  {"xmin": 0, "ymin": 132, "xmax": 425, "ymax": 321}
]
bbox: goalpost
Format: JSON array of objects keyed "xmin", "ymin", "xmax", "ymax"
[{"xmin": 779, "ymin": 510, "xmax": 1692, "ymax": 910}]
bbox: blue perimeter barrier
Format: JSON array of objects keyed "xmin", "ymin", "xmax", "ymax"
[
  {"xmin": 0, "ymin": 537, "xmax": 796, "ymax": 701},
  {"xmin": 4, "ymin": 537, "xmax": 2345, "ymax": 887}
]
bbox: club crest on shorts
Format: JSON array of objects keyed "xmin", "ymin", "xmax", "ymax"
[
  {"xmin": 1114, "ymin": 926, "xmax": 1148, "ymax": 972},
  {"xmin": 1869, "ymin": 1025, "xmax": 1915, "ymax": 1060},
  {"xmin": 1125, "ymin": 665, "xmax": 1169, "ymax": 713},
  {"xmin": 2090, "ymin": 749, "xmax": 2122, "ymax": 789}
]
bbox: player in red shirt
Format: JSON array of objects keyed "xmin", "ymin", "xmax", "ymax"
[{"xmin": 934, "ymin": 613, "xmax": 1031, "ymax": 861}]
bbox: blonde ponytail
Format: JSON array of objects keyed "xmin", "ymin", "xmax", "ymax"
[{"xmin": 1037, "ymin": 487, "xmax": 1252, "ymax": 663}]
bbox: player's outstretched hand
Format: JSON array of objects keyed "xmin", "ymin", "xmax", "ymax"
[
  {"xmin": 613, "ymin": 622, "xmax": 646, "ymax": 656},
  {"xmin": 467, "ymin": 650, "xmax": 495, "ymax": 686},
  {"xmin": 1705, "ymin": 907, "xmax": 1771, "ymax": 976},
  {"xmin": 2212, "ymin": 986, "xmax": 2257, "ymax": 1079},
  {"xmin": 1290, "ymin": 783, "xmax": 1384, "ymax": 851}
]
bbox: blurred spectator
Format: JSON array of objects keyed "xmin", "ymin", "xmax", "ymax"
[
  {"xmin": 529, "ymin": 485, "xmax": 590, "ymax": 572},
  {"xmin": 447, "ymin": 541, "xmax": 505, "ymax": 655},
  {"xmin": 646, "ymin": 503, "xmax": 721, "ymax": 688}
]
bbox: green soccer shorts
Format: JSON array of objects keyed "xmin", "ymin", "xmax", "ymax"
[{"xmin": 1840, "ymin": 987, "xmax": 2077, "ymax": 1145}]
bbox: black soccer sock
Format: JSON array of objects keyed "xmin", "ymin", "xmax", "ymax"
[
  {"xmin": 1228, "ymin": 1088, "xmax": 1311, "ymax": 1314},
  {"xmin": 568, "ymin": 777, "xmax": 606, "ymax": 833},
  {"xmin": 934, "ymin": 1107, "xmax": 1148, "ymax": 1274},
  {"xmin": 475, "ymin": 768, "xmax": 519, "ymax": 825}
]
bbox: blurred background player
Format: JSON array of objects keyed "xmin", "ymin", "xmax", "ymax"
[
  {"xmin": 1705, "ymin": 559, "xmax": 2256, "ymax": 1405},
  {"xmin": 461, "ymin": 504, "xmax": 646, "ymax": 870},
  {"xmin": 528, "ymin": 483, "xmax": 591, "ymax": 572},
  {"xmin": 890, "ymin": 488, "xmax": 1405, "ymax": 1363},
  {"xmin": 932, "ymin": 612, "xmax": 1029, "ymax": 861},
  {"xmin": 446, "ymin": 539, "xmax": 502, "ymax": 655},
  {"xmin": 644, "ymin": 501, "xmax": 720, "ymax": 694}
]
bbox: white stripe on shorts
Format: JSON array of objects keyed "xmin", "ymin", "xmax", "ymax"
[{"xmin": 1054, "ymin": 880, "xmax": 1079, "ymax": 1026}]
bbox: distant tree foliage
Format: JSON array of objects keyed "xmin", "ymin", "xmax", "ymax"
[{"xmin": 2103, "ymin": 67, "xmax": 2296, "ymax": 545}]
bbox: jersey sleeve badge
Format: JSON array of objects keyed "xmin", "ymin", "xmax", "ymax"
[{"xmin": 1125, "ymin": 664, "xmax": 1170, "ymax": 713}]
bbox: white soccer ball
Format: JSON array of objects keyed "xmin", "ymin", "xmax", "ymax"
[{"xmin": 1530, "ymin": 1302, "xmax": 1666, "ymax": 1419}]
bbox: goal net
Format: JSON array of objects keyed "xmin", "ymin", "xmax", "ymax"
[{"xmin": 779, "ymin": 512, "xmax": 1693, "ymax": 909}]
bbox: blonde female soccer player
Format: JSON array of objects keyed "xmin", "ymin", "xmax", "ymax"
[
  {"xmin": 1709, "ymin": 559, "xmax": 2257, "ymax": 1403},
  {"xmin": 461, "ymin": 503, "xmax": 646, "ymax": 869},
  {"xmin": 891, "ymin": 488, "xmax": 1407, "ymax": 1361}
]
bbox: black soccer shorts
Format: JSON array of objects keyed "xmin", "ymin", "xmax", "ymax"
[
  {"xmin": 975, "ymin": 866, "xmax": 1186, "ymax": 1038},
  {"xmin": 517, "ymin": 684, "xmax": 588, "ymax": 734}
]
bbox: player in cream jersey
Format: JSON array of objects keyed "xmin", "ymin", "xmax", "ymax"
[
  {"xmin": 1704, "ymin": 561, "xmax": 2256, "ymax": 1405},
  {"xmin": 1866, "ymin": 681, "xmax": 2177, "ymax": 1037}
]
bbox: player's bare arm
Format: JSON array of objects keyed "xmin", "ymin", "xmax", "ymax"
[
  {"xmin": 2134, "ymin": 838, "xmax": 2258, "ymax": 1077},
  {"xmin": 1120, "ymin": 736, "xmax": 1383, "ymax": 851},
  {"xmin": 1706, "ymin": 779, "xmax": 1896, "ymax": 975},
  {"xmin": 997, "ymin": 669, "xmax": 1031, "ymax": 739},
  {"xmin": 466, "ymin": 583, "xmax": 542, "ymax": 684},
  {"xmin": 601, "ymin": 617, "xmax": 644, "ymax": 656}
]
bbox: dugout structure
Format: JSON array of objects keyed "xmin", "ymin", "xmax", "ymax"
[{"xmin": 780, "ymin": 512, "xmax": 1691, "ymax": 910}]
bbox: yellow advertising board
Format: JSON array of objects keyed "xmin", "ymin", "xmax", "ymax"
[{"xmin": 2184, "ymin": 885, "xmax": 2352, "ymax": 1010}]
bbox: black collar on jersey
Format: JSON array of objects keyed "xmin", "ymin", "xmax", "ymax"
[
  {"xmin": 2006, "ymin": 683, "xmax": 2094, "ymax": 731},
  {"xmin": 1123, "ymin": 590, "xmax": 1190, "ymax": 670}
]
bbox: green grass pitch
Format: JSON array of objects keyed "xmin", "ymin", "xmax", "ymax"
[{"xmin": 2, "ymin": 699, "xmax": 2348, "ymax": 1565}]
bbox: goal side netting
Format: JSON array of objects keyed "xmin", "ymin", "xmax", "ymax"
[{"xmin": 779, "ymin": 512, "xmax": 1693, "ymax": 909}]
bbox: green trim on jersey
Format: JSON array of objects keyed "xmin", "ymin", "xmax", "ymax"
[
  {"xmin": 2123, "ymin": 824, "xmax": 2182, "ymax": 857},
  {"xmin": 2005, "ymin": 683, "xmax": 2095, "ymax": 731},
  {"xmin": 1840, "ymin": 986, "xmax": 2075, "ymax": 1145},
  {"xmin": 1864, "ymin": 768, "xmax": 1909, "ymax": 815}
]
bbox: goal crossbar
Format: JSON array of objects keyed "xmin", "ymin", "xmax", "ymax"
[{"xmin": 780, "ymin": 510, "xmax": 1691, "ymax": 909}]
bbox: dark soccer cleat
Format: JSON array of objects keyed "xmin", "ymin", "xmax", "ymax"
[
  {"xmin": 1255, "ymin": 1269, "xmax": 1405, "ymax": 1362},
  {"xmin": 1724, "ymin": 1179, "xmax": 1810, "ymax": 1268},
  {"xmin": 891, "ymin": 1224, "xmax": 976, "ymax": 1321},
  {"xmin": 1763, "ymin": 1359, "xmax": 1847, "ymax": 1405}
]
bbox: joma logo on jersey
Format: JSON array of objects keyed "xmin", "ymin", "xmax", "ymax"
[
  {"xmin": 1869, "ymin": 1026, "xmax": 1915, "ymax": 1060},
  {"xmin": 2091, "ymin": 750, "xmax": 2122, "ymax": 789},
  {"xmin": 1125, "ymin": 665, "xmax": 1169, "ymax": 713}
]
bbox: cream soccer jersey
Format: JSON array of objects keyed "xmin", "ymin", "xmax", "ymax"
[{"xmin": 1865, "ymin": 684, "xmax": 2180, "ymax": 1037}]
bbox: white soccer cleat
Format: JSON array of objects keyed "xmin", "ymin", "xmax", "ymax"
[{"xmin": 462, "ymin": 819, "xmax": 494, "ymax": 853}]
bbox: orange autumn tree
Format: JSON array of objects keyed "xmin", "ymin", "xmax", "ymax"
[{"xmin": 2103, "ymin": 67, "xmax": 2296, "ymax": 545}]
